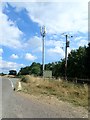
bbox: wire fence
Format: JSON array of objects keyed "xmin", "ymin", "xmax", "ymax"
[{"xmin": 59, "ymin": 77, "xmax": 90, "ymax": 84}]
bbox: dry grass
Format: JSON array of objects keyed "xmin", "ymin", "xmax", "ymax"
[{"xmin": 20, "ymin": 75, "xmax": 88, "ymax": 108}]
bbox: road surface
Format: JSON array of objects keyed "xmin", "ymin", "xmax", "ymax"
[
  {"xmin": 1, "ymin": 77, "xmax": 88, "ymax": 118},
  {"xmin": 0, "ymin": 77, "xmax": 2, "ymax": 119}
]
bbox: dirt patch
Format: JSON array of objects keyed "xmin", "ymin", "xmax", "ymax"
[{"xmin": 17, "ymin": 91, "xmax": 88, "ymax": 118}]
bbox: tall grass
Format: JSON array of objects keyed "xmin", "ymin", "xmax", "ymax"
[{"xmin": 20, "ymin": 75, "xmax": 88, "ymax": 108}]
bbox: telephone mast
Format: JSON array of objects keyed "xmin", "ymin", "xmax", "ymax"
[{"xmin": 40, "ymin": 26, "xmax": 46, "ymax": 77}]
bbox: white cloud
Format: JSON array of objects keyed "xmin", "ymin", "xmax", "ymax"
[
  {"xmin": 74, "ymin": 36, "xmax": 84, "ymax": 41},
  {"xmin": 10, "ymin": 54, "xmax": 19, "ymax": 59},
  {"xmin": 77, "ymin": 40, "xmax": 88, "ymax": 47},
  {"xmin": 74, "ymin": 36, "xmax": 88, "ymax": 47},
  {"xmin": 0, "ymin": 2, "xmax": 89, "ymax": 64},
  {"xmin": 0, "ymin": 6, "xmax": 23, "ymax": 49},
  {"xmin": 1, "ymin": 0, "xmax": 90, "ymax": 2},
  {"xmin": 46, "ymin": 45, "xmax": 71, "ymax": 61},
  {"xmin": 24, "ymin": 36, "xmax": 42, "ymax": 49},
  {"xmin": 47, "ymin": 46, "xmax": 65, "ymax": 58},
  {"xmin": 0, "ymin": 48, "xmax": 3, "ymax": 55},
  {"xmin": 25, "ymin": 53, "xmax": 37, "ymax": 61},
  {"xmin": 0, "ymin": 48, "xmax": 3, "ymax": 60},
  {"xmin": 24, "ymin": 36, "xmax": 43, "ymax": 53},
  {"xmin": 9, "ymin": 2, "xmax": 88, "ymax": 34},
  {"xmin": 67, "ymin": 47, "xmax": 71, "ymax": 56},
  {"xmin": 1, "ymin": 2, "xmax": 88, "ymax": 51},
  {"xmin": 33, "ymin": 46, "xmax": 42, "ymax": 53},
  {"xmin": 46, "ymin": 39, "xmax": 64, "ymax": 47},
  {"xmin": 0, "ymin": 59, "xmax": 24, "ymax": 73}
]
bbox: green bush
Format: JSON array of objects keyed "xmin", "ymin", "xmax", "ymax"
[{"xmin": 21, "ymin": 76, "xmax": 28, "ymax": 83}]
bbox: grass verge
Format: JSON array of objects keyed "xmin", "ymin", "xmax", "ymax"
[{"xmin": 20, "ymin": 75, "xmax": 88, "ymax": 109}]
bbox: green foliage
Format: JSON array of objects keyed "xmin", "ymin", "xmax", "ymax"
[
  {"xmin": 18, "ymin": 66, "xmax": 31, "ymax": 75},
  {"xmin": 21, "ymin": 76, "xmax": 29, "ymax": 83},
  {"xmin": 30, "ymin": 62, "xmax": 41, "ymax": 76},
  {"xmin": 0, "ymin": 72, "xmax": 6, "ymax": 76},
  {"xmin": 9, "ymin": 70, "xmax": 17, "ymax": 75},
  {"xmin": 67, "ymin": 46, "xmax": 87, "ymax": 78},
  {"xmin": 18, "ymin": 62, "xmax": 41, "ymax": 76},
  {"xmin": 85, "ymin": 43, "xmax": 90, "ymax": 78},
  {"xmin": 18, "ymin": 44, "xmax": 90, "ymax": 79}
]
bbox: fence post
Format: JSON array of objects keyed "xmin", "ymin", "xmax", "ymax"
[{"xmin": 75, "ymin": 77, "xmax": 77, "ymax": 83}]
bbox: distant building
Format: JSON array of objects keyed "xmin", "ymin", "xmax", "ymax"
[{"xmin": 9, "ymin": 70, "xmax": 17, "ymax": 75}]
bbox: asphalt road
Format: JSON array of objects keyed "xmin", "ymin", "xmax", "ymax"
[
  {"xmin": 1, "ymin": 77, "xmax": 88, "ymax": 118},
  {"xmin": 0, "ymin": 77, "xmax": 2, "ymax": 119}
]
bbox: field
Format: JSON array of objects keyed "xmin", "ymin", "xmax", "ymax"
[{"xmin": 18, "ymin": 75, "xmax": 88, "ymax": 109}]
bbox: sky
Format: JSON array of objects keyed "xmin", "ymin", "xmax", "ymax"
[{"xmin": 0, "ymin": 0, "xmax": 89, "ymax": 73}]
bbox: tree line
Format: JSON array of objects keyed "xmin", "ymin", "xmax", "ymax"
[{"xmin": 18, "ymin": 43, "xmax": 90, "ymax": 79}]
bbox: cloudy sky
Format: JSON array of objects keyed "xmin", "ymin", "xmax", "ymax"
[{"xmin": 0, "ymin": 0, "xmax": 89, "ymax": 73}]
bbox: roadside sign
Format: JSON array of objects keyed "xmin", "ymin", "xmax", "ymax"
[{"xmin": 43, "ymin": 70, "xmax": 52, "ymax": 78}]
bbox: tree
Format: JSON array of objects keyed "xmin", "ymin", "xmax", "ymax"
[
  {"xmin": 18, "ymin": 45, "xmax": 90, "ymax": 79},
  {"xmin": 30, "ymin": 62, "xmax": 41, "ymax": 76},
  {"xmin": 9, "ymin": 70, "xmax": 17, "ymax": 75},
  {"xmin": 0, "ymin": 72, "xmax": 6, "ymax": 76},
  {"xmin": 67, "ymin": 46, "xmax": 86, "ymax": 78},
  {"xmin": 18, "ymin": 62, "xmax": 41, "ymax": 76},
  {"xmin": 85, "ymin": 43, "xmax": 90, "ymax": 78}
]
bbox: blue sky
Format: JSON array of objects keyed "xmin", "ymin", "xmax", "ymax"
[{"xmin": 0, "ymin": 1, "xmax": 88, "ymax": 73}]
